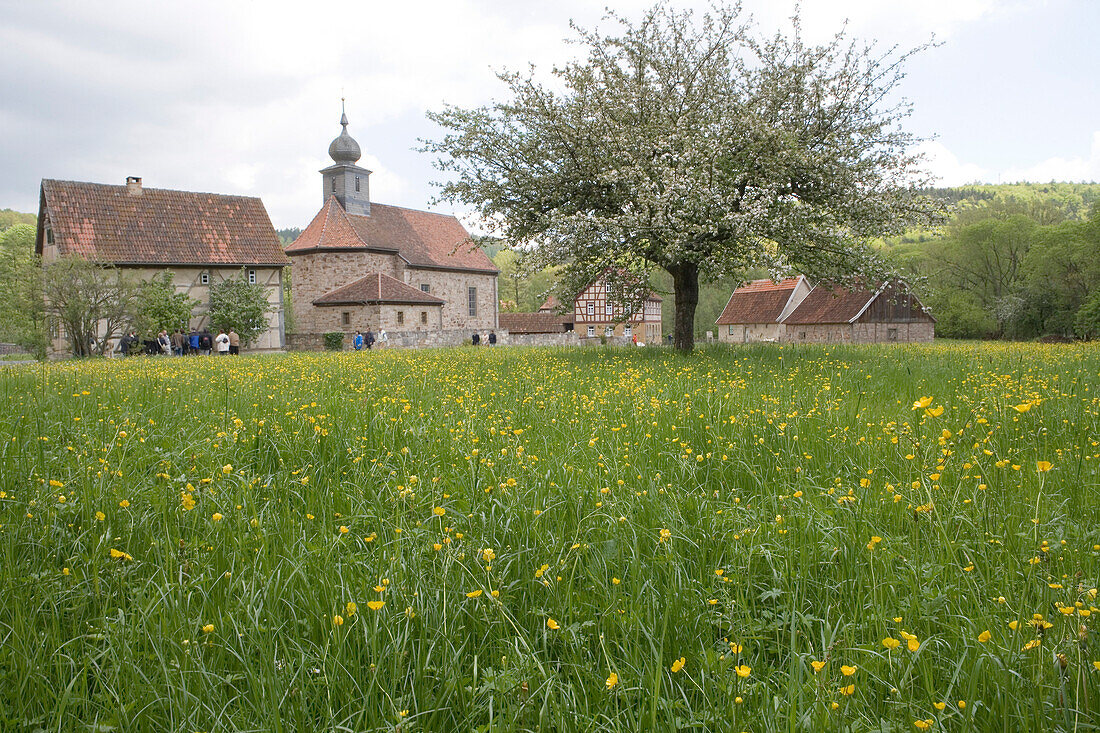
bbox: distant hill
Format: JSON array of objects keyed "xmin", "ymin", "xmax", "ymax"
[
  {"xmin": 919, "ymin": 182, "xmax": 1100, "ymax": 220},
  {"xmin": 0, "ymin": 209, "xmax": 35, "ymax": 231},
  {"xmin": 276, "ymin": 228, "xmax": 301, "ymax": 246}
]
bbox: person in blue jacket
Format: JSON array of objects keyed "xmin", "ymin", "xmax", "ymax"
[{"xmin": 353, "ymin": 331, "xmax": 364, "ymax": 351}]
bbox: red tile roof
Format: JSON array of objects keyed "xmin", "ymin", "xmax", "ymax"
[
  {"xmin": 287, "ymin": 197, "xmax": 497, "ymax": 273},
  {"xmin": 499, "ymin": 312, "xmax": 570, "ymax": 334},
  {"xmin": 782, "ymin": 284, "xmax": 878, "ymax": 324},
  {"xmin": 736, "ymin": 277, "xmax": 803, "ymax": 293},
  {"xmin": 538, "ymin": 295, "xmax": 561, "ymax": 312},
  {"xmin": 312, "ymin": 272, "xmax": 446, "ymax": 306},
  {"xmin": 39, "ymin": 179, "xmax": 289, "ymax": 266},
  {"xmin": 716, "ymin": 278, "xmax": 802, "ymax": 324}
]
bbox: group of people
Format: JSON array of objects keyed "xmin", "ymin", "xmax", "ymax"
[
  {"xmin": 114, "ymin": 328, "xmax": 241, "ymax": 357},
  {"xmin": 352, "ymin": 329, "xmax": 386, "ymax": 351},
  {"xmin": 470, "ymin": 331, "xmax": 497, "ymax": 346}
]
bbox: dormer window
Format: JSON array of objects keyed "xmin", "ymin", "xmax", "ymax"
[{"xmin": 45, "ymin": 227, "xmax": 54, "ymax": 245}]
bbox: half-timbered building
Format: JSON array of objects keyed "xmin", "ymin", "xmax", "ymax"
[{"xmin": 571, "ymin": 273, "xmax": 662, "ymax": 343}]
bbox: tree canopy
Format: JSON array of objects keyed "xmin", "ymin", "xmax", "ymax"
[
  {"xmin": 208, "ymin": 270, "xmax": 274, "ymax": 347},
  {"xmin": 425, "ymin": 3, "xmax": 944, "ymax": 349}
]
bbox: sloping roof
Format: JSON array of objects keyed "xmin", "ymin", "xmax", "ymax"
[
  {"xmin": 287, "ymin": 197, "xmax": 497, "ymax": 274},
  {"xmin": 782, "ymin": 284, "xmax": 877, "ymax": 325},
  {"xmin": 39, "ymin": 179, "xmax": 289, "ymax": 266},
  {"xmin": 538, "ymin": 295, "xmax": 561, "ymax": 312},
  {"xmin": 499, "ymin": 312, "xmax": 570, "ymax": 334},
  {"xmin": 715, "ymin": 277, "xmax": 802, "ymax": 325},
  {"xmin": 312, "ymin": 272, "xmax": 446, "ymax": 306}
]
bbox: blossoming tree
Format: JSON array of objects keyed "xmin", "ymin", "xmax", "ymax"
[{"xmin": 424, "ymin": 3, "xmax": 946, "ymax": 350}]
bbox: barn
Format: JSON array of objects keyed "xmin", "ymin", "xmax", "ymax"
[
  {"xmin": 782, "ymin": 280, "xmax": 935, "ymax": 343},
  {"xmin": 715, "ymin": 276, "xmax": 810, "ymax": 343}
]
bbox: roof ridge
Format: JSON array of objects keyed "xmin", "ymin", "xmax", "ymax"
[{"xmin": 42, "ymin": 178, "xmax": 263, "ymax": 202}]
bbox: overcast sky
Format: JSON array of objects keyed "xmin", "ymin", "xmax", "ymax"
[{"xmin": 1, "ymin": 0, "xmax": 1097, "ymax": 229}]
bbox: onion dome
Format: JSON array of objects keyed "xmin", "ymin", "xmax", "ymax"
[{"xmin": 327, "ymin": 103, "xmax": 361, "ymax": 164}]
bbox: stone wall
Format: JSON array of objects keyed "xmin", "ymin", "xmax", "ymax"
[
  {"xmin": 851, "ymin": 321, "xmax": 935, "ymax": 343},
  {"xmin": 289, "ymin": 251, "xmax": 400, "ymax": 334},
  {"xmin": 405, "ymin": 268, "xmax": 497, "ymax": 331},
  {"xmin": 717, "ymin": 323, "xmax": 783, "ymax": 343},
  {"xmin": 785, "ymin": 321, "xmax": 935, "ymax": 344},
  {"xmin": 289, "ymin": 329, "xmax": 615, "ymax": 351}
]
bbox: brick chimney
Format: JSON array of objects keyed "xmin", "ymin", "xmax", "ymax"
[{"xmin": 126, "ymin": 176, "xmax": 143, "ymax": 196}]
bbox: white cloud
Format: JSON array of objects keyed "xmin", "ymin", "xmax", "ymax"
[
  {"xmin": 1001, "ymin": 131, "xmax": 1100, "ymax": 183},
  {"xmin": 915, "ymin": 141, "xmax": 991, "ymax": 186}
]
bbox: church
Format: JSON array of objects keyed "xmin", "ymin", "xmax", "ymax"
[{"xmin": 287, "ymin": 108, "xmax": 498, "ymax": 346}]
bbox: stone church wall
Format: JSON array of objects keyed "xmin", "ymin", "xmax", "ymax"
[
  {"xmin": 290, "ymin": 251, "xmax": 400, "ymax": 334},
  {"xmin": 403, "ymin": 268, "xmax": 498, "ymax": 331}
]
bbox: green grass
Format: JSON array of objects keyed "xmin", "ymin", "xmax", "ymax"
[{"xmin": 1, "ymin": 343, "xmax": 1098, "ymax": 731}]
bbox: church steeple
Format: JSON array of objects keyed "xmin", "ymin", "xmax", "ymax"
[{"xmin": 320, "ymin": 100, "xmax": 371, "ymax": 215}]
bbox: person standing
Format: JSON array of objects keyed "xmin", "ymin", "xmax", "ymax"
[
  {"xmin": 189, "ymin": 329, "xmax": 200, "ymax": 355},
  {"xmin": 158, "ymin": 330, "xmax": 171, "ymax": 355},
  {"xmin": 471, "ymin": 332, "xmax": 481, "ymax": 346},
  {"xmin": 228, "ymin": 329, "xmax": 240, "ymax": 355},
  {"xmin": 353, "ymin": 331, "xmax": 364, "ymax": 351},
  {"xmin": 214, "ymin": 329, "xmax": 230, "ymax": 355},
  {"xmin": 199, "ymin": 330, "xmax": 213, "ymax": 356},
  {"xmin": 378, "ymin": 329, "xmax": 388, "ymax": 349},
  {"xmin": 488, "ymin": 331, "xmax": 497, "ymax": 346},
  {"xmin": 170, "ymin": 329, "xmax": 184, "ymax": 356},
  {"xmin": 365, "ymin": 328, "xmax": 375, "ymax": 350}
]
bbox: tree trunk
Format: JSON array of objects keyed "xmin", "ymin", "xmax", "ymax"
[{"xmin": 670, "ymin": 262, "xmax": 699, "ymax": 352}]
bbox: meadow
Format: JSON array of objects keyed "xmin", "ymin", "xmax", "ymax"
[{"xmin": 1, "ymin": 343, "xmax": 1098, "ymax": 732}]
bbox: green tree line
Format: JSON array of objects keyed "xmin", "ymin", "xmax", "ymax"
[{"xmin": 883, "ymin": 185, "xmax": 1100, "ymax": 339}]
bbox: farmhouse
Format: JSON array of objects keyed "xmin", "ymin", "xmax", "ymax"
[
  {"xmin": 35, "ymin": 177, "xmax": 289, "ymax": 354},
  {"xmin": 716, "ymin": 276, "xmax": 810, "ymax": 343},
  {"xmin": 716, "ymin": 277, "xmax": 934, "ymax": 343},
  {"xmin": 286, "ymin": 109, "xmax": 498, "ymax": 344}
]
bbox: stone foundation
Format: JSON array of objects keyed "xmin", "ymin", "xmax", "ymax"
[{"xmin": 287, "ymin": 329, "xmax": 646, "ymax": 351}]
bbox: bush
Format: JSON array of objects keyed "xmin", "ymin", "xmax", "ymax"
[{"xmin": 323, "ymin": 332, "xmax": 345, "ymax": 351}]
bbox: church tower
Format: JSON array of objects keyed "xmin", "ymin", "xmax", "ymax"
[{"xmin": 320, "ymin": 101, "xmax": 371, "ymax": 215}]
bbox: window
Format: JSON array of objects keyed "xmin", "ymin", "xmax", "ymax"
[
  {"xmin": 468, "ymin": 287, "xmax": 477, "ymax": 317},
  {"xmin": 799, "ymin": 331, "xmax": 807, "ymax": 341},
  {"xmin": 420, "ymin": 284, "xmax": 431, "ymax": 293},
  {"xmin": 341, "ymin": 312, "xmax": 351, "ymax": 325},
  {"xmin": 46, "ymin": 228, "xmax": 54, "ymax": 245},
  {"xmin": 331, "ymin": 177, "xmax": 336, "ymax": 193},
  {"xmin": 586, "ymin": 302, "xmax": 594, "ymax": 317},
  {"xmin": 729, "ymin": 325, "xmax": 735, "ymax": 335},
  {"xmin": 587, "ymin": 326, "xmax": 595, "ymax": 337},
  {"xmin": 355, "ymin": 176, "xmax": 360, "ymax": 192},
  {"xmin": 624, "ymin": 326, "xmax": 632, "ymax": 337},
  {"xmin": 605, "ymin": 326, "xmax": 613, "ymax": 337},
  {"xmin": 887, "ymin": 327, "xmax": 898, "ymax": 341},
  {"xmin": 420, "ymin": 311, "xmax": 427, "ymax": 324},
  {"xmin": 397, "ymin": 311, "xmax": 405, "ymax": 325},
  {"xmin": 248, "ymin": 269, "xmax": 256, "ymax": 284},
  {"xmin": 200, "ymin": 272, "xmax": 209, "ymax": 285}
]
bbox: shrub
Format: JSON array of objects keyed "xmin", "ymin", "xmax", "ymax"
[{"xmin": 323, "ymin": 332, "xmax": 345, "ymax": 351}]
